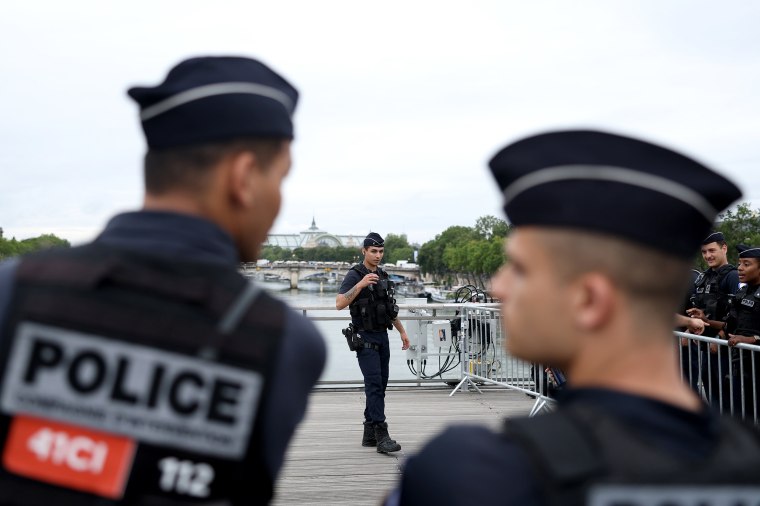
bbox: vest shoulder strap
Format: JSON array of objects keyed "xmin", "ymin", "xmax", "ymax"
[{"xmin": 351, "ymin": 264, "xmax": 369, "ymax": 276}]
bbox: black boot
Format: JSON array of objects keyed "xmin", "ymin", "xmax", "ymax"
[
  {"xmin": 374, "ymin": 422, "xmax": 401, "ymax": 453},
  {"xmin": 362, "ymin": 421, "xmax": 377, "ymax": 447}
]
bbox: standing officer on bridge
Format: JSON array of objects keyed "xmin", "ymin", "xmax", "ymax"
[
  {"xmin": 386, "ymin": 130, "xmax": 760, "ymax": 505},
  {"xmin": 336, "ymin": 232, "xmax": 409, "ymax": 454},
  {"xmin": 0, "ymin": 56, "xmax": 325, "ymax": 504}
]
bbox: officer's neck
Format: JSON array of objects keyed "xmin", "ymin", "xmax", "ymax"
[
  {"xmin": 568, "ymin": 326, "xmax": 703, "ymax": 412},
  {"xmin": 709, "ymin": 260, "xmax": 729, "ymax": 271},
  {"xmin": 363, "ymin": 260, "xmax": 377, "ymax": 272}
]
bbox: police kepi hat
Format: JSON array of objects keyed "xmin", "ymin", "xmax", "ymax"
[
  {"xmin": 737, "ymin": 244, "xmax": 760, "ymax": 259},
  {"xmin": 488, "ymin": 130, "xmax": 742, "ymax": 258},
  {"xmin": 702, "ymin": 231, "xmax": 725, "ymax": 245},
  {"xmin": 364, "ymin": 232, "xmax": 384, "ymax": 248},
  {"xmin": 128, "ymin": 56, "xmax": 299, "ymax": 149}
]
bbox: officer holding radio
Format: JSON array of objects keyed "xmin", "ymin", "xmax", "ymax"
[
  {"xmin": 336, "ymin": 232, "xmax": 409, "ymax": 454},
  {"xmin": 0, "ymin": 56, "xmax": 325, "ymax": 504}
]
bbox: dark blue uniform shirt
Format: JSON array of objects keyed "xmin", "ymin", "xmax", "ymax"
[
  {"xmin": 0, "ymin": 211, "xmax": 326, "ymax": 482},
  {"xmin": 387, "ymin": 388, "xmax": 720, "ymax": 506}
]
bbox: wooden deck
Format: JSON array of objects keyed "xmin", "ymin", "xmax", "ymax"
[{"xmin": 271, "ymin": 386, "xmax": 535, "ymax": 506}]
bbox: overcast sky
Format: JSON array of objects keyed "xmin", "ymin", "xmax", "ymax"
[{"xmin": 1, "ymin": 1, "xmax": 758, "ymax": 246}]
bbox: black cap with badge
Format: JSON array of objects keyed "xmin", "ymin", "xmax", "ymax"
[
  {"xmin": 488, "ymin": 130, "xmax": 742, "ymax": 258},
  {"xmin": 364, "ymin": 232, "xmax": 385, "ymax": 248},
  {"xmin": 128, "ymin": 56, "xmax": 299, "ymax": 149}
]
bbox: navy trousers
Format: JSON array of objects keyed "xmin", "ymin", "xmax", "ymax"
[{"xmin": 357, "ymin": 330, "xmax": 390, "ymax": 423}]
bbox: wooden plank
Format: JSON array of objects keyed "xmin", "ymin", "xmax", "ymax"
[{"xmin": 270, "ymin": 387, "xmax": 534, "ymax": 505}]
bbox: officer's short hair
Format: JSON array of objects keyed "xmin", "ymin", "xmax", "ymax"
[
  {"xmin": 144, "ymin": 137, "xmax": 285, "ymax": 194},
  {"xmin": 538, "ymin": 228, "xmax": 691, "ymax": 323}
]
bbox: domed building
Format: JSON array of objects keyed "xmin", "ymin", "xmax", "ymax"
[{"xmin": 265, "ymin": 218, "xmax": 364, "ymax": 249}]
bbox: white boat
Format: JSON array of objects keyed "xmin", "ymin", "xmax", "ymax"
[
  {"xmin": 298, "ymin": 271, "xmax": 341, "ymax": 292},
  {"xmin": 244, "ymin": 272, "xmax": 291, "ymax": 291},
  {"xmin": 426, "ymin": 286, "xmax": 456, "ymax": 303}
]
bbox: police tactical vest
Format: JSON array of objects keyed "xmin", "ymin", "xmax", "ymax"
[
  {"xmin": 505, "ymin": 404, "xmax": 760, "ymax": 506},
  {"xmin": 0, "ymin": 244, "xmax": 286, "ymax": 505},
  {"xmin": 693, "ymin": 264, "xmax": 736, "ymax": 326},
  {"xmin": 728, "ymin": 283, "xmax": 760, "ymax": 337},
  {"xmin": 348, "ymin": 264, "xmax": 399, "ymax": 332}
]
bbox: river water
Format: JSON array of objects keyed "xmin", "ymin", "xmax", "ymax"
[{"xmin": 269, "ymin": 288, "xmax": 463, "ymax": 384}]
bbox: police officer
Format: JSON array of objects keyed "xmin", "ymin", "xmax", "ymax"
[
  {"xmin": 686, "ymin": 232, "xmax": 740, "ymax": 411},
  {"xmin": 336, "ymin": 232, "xmax": 410, "ymax": 454},
  {"xmin": 0, "ymin": 56, "xmax": 326, "ymax": 504},
  {"xmin": 386, "ymin": 130, "xmax": 760, "ymax": 505},
  {"xmin": 725, "ymin": 245, "xmax": 760, "ymax": 419}
]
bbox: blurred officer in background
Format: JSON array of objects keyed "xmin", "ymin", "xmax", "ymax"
[
  {"xmin": 387, "ymin": 130, "xmax": 760, "ymax": 506},
  {"xmin": 336, "ymin": 232, "xmax": 410, "ymax": 454},
  {"xmin": 0, "ymin": 56, "xmax": 325, "ymax": 504}
]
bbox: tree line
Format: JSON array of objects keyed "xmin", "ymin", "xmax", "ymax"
[
  {"xmin": 258, "ymin": 202, "xmax": 760, "ymax": 286},
  {"xmin": 0, "ymin": 230, "xmax": 70, "ymax": 260},
  {"xmin": 7, "ymin": 203, "xmax": 754, "ymax": 277},
  {"xmin": 417, "ymin": 216, "xmax": 509, "ymax": 286}
]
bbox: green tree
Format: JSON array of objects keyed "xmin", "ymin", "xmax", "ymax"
[
  {"xmin": 418, "ymin": 225, "xmax": 478, "ymax": 276},
  {"xmin": 716, "ymin": 203, "xmax": 760, "ymax": 266},
  {"xmin": 474, "ymin": 215, "xmax": 509, "ymax": 240},
  {"xmin": 384, "ymin": 233, "xmax": 414, "ymax": 264},
  {"xmin": 418, "ymin": 217, "xmax": 509, "ymax": 285},
  {"xmin": 0, "ymin": 233, "xmax": 70, "ymax": 260}
]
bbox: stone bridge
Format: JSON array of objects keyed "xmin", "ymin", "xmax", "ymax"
[{"xmin": 240, "ymin": 261, "xmax": 424, "ymax": 289}]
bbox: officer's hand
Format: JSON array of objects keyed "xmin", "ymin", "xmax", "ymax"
[
  {"xmin": 709, "ymin": 343, "xmax": 718, "ymax": 354},
  {"xmin": 686, "ymin": 308, "xmax": 706, "ymax": 321},
  {"xmin": 400, "ymin": 332, "xmax": 410, "ymax": 350},
  {"xmin": 685, "ymin": 317, "xmax": 707, "ymax": 335},
  {"xmin": 728, "ymin": 334, "xmax": 755, "ymax": 347},
  {"xmin": 359, "ymin": 273, "xmax": 379, "ymax": 289}
]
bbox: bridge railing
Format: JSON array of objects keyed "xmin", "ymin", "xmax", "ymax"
[{"xmin": 294, "ymin": 302, "xmax": 537, "ymax": 390}]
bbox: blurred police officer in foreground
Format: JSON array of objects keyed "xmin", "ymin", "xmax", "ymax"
[
  {"xmin": 686, "ymin": 232, "xmax": 740, "ymax": 410},
  {"xmin": 336, "ymin": 233, "xmax": 410, "ymax": 453},
  {"xmin": 0, "ymin": 56, "xmax": 325, "ymax": 504},
  {"xmin": 387, "ymin": 130, "xmax": 760, "ymax": 505},
  {"xmin": 725, "ymin": 245, "xmax": 760, "ymax": 419}
]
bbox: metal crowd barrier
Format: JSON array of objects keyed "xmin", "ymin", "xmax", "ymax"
[
  {"xmin": 445, "ymin": 304, "xmax": 760, "ymax": 424},
  {"xmin": 297, "ymin": 300, "xmax": 760, "ymax": 423},
  {"xmin": 676, "ymin": 330, "xmax": 760, "ymax": 424},
  {"xmin": 447, "ymin": 304, "xmax": 552, "ymax": 416}
]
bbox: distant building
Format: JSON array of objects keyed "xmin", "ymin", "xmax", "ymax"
[{"xmin": 265, "ymin": 218, "xmax": 364, "ymax": 250}]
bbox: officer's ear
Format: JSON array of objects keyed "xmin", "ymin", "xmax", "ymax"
[
  {"xmin": 226, "ymin": 150, "xmax": 259, "ymax": 208},
  {"xmin": 570, "ymin": 272, "xmax": 616, "ymax": 332}
]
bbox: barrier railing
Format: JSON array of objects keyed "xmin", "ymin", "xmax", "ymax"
[
  {"xmin": 296, "ymin": 302, "xmax": 546, "ymax": 407},
  {"xmin": 676, "ymin": 330, "xmax": 760, "ymax": 424},
  {"xmin": 299, "ymin": 301, "xmax": 760, "ymax": 422},
  {"xmin": 445, "ymin": 304, "xmax": 760, "ymax": 424},
  {"xmin": 448, "ymin": 304, "xmax": 552, "ymax": 416}
]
